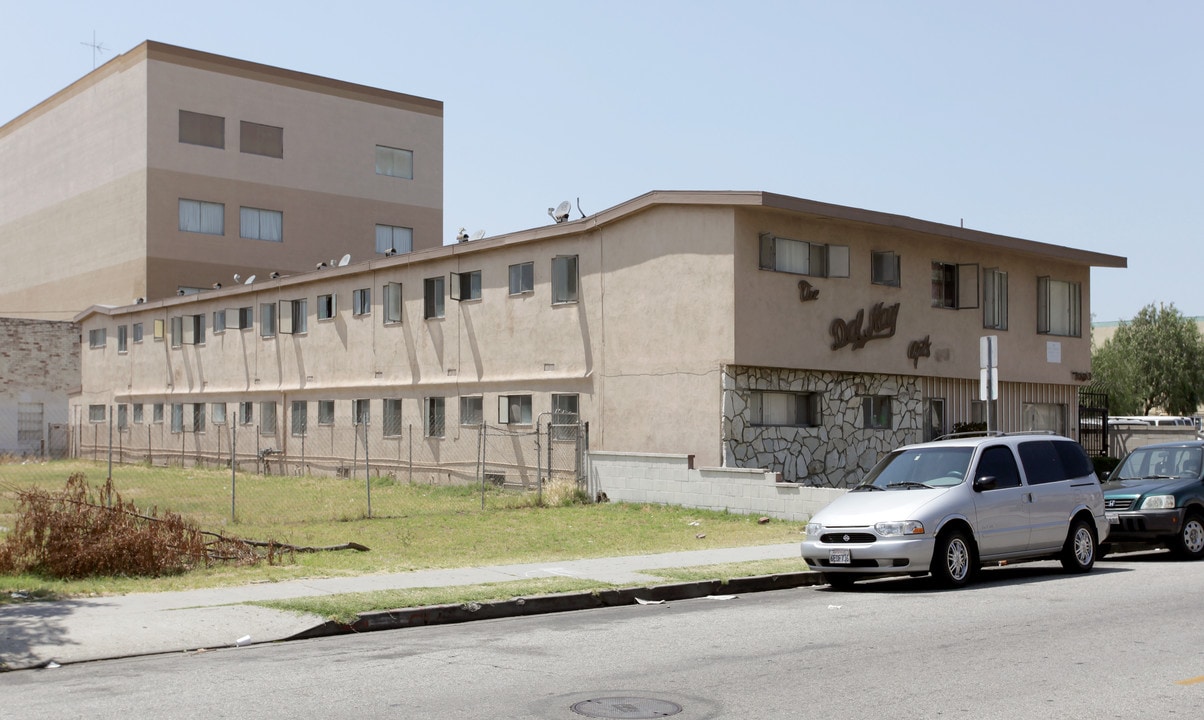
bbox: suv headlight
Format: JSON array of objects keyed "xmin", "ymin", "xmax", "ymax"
[
  {"xmin": 804, "ymin": 522, "xmax": 824, "ymax": 536},
  {"xmin": 1139, "ymin": 495, "xmax": 1176, "ymax": 510},
  {"xmin": 874, "ymin": 521, "xmax": 925, "ymax": 536}
]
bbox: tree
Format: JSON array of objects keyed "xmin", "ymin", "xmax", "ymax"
[{"xmin": 1092, "ymin": 303, "xmax": 1204, "ymax": 415}]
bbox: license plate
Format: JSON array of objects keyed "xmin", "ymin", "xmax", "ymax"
[
  {"xmin": 1106, "ymin": 512, "xmax": 1119, "ymax": 524},
  {"xmin": 829, "ymin": 549, "xmax": 851, "ymax": 565}
]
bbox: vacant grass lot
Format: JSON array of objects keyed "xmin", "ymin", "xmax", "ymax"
[{"xmin": 0, "ymin": 461, "xmax": 806, "ymax": 598}]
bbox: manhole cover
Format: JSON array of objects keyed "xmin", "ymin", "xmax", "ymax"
[{"xmin": 570, "ymin": 696, "xmax": 683, "ymax": 718}]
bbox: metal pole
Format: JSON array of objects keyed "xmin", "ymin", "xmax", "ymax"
[
  {"xmin": 408, "ymin": 424, "xmax": 413, "ymax": 484},
  {"xmin": 536, "ymin": 415, "xmax": 543, "ymax": 505},
  {"xmin": 231, "ymin": 411, "xmax": 237, "ymax": 522},
  {"xmin": 479, "ymin": 421, "xmax": 486, "ymax": 510},
  {"xmin": 107, "ymin": 405, "xmax": 114, "ymax": 481},
  {"xmin": 364, "ymin": 421, "xmax": 372, "ymax": 518}
]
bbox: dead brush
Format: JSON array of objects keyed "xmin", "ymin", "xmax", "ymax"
[{"xmin": 0, "ymin": 473, "xmax": 289, "ymax": 579}]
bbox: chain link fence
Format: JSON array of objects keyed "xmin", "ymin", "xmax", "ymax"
[{"xmin": 1, "ymin": 409, "xmax": 586, "ymax": 527}]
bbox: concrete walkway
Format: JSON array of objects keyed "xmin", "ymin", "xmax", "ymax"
[{"xmin": 0, "ymin": 542, "xmax": 815, "ymax": 671}]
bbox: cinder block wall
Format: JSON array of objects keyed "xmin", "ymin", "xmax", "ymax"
[{"xmin": 588, "ymin": 451, "xmax": 844, "ymax": 522}]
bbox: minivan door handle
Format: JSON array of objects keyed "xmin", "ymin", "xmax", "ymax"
[{"xmin": 1024, "ymin": 492, "xmax": 1034, "ymax": 503}]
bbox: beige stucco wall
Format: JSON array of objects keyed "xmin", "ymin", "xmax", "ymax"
[{"xmin": 1, "ymin": 41, "xmax": 443, "ymax": 320}]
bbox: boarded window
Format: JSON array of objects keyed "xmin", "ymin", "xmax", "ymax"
[
  {"xmin": 240, "ymin": 121, "xmax": 283, "ymax": 158},
  {"xmin": 179, "ymin": 110, "xmax": 225, "ymax": 148}
]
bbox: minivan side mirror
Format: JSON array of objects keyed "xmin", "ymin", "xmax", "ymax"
[
  {"xmin": 973, "ymin": 475, "xmax": 998, "ymax": 492},
  {"xmin": 1099, "ymin": 470, "xmax": 1111, "ymax": 482}
]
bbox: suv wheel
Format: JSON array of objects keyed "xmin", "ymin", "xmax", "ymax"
[
  {"xmin": 930, "ymin": 529, "xmax": 974, "ymax": 588},
  {"xmin": 1060, "ymin": 519, "xmax": 1097, "ymax": 573},
  {"xmin": 1171, "ymin": 511, "xmax": 1204, "ymax": 560}
]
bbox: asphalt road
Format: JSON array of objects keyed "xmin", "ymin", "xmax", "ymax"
[{"xmin": 5, "ymin": 554, "xmax": 1202, "ymax": 719}]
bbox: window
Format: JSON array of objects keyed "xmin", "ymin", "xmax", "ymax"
[
  {"xmin": 509, "ymin": 262, "xmax": 534, "ymax": 295},
  {"xmin": 1017, "ymin": 439, "xmax": 1092, "ymax": 484},
  {"xmin": 133, "ymin": 323, "xmax": 143, "ymax": 343},
  {"xmin": 551, "ymin": 393, "xmax": 579, "ymax": 440},
  {"xmin": 552, "ymin": 255, "xmax": 578, "ymax": 304},
  {"xmin": 923, "ymin": 399, "xmax": 945, "ymax": 442},
  {"xmin": 1037, "ymin": 277, "xmax": 1081, "ymax": 337},
  {"xmin": 238, "ymin": 306, "xmax": 254, "ymax": 330},
  {"xmin": 375, "ymin": 224, "xmax": 413, "ymax": 254},
  {"xmin": 353, "ymin": 288, "xmax": 372, "ymax": 316},
  {"xmin": 117, "ymin": 404, "xmax": 129, "ymax": 430},
  {"xmin": 318, "ymin": 294, "xmax": 336, "ymax": 320},
  {"xmin": 154, "ymin": 319, "xmax": 165, "ymax": 340},
  {"xmin": 212, "ymin": 403, "xmax": 227, "ymax": 425},
  {"xmin": 240, "ymin": 120, "xmax": 283, "ymax": 158},
  {"xmin": 1022, "ymin": 402, "xmax": 1066, "ymax": 435},
  {"xmin": 872, "ymin": 251, "xmax": 900, "ymax": 287},
  {"xmin": 170, "ymin": 317, "xmax": 182, "ymax": 348},
  {"xmin": 983, "ymin": 268, "xmax": 1009, "ymax": 330},
  {"xmin": 179, "ymin": 199, "xmax": 225, "ymax": 235},
  {"xmin": 353, "ymin": 399, "xmax": 370, "ymax": 426},
  {"xmin": 117, "ymin": 325, "xmax": 128, "ymax": 352},
  {"xmin": 153, "ymin": 403, "xmax": 164, "ymax": 424},
  {"xmin": 240, "ymin": 207, "xmax": 283, "ymax": 242},
  {"xmin": 88, "ymin": 328, "xmax": 106, "ymax": 348},
  {"xmin": 280, "ymin": 299, "xmax": 307, "ymax": 334},
  {"xmin": 499, "ymin": 394, "xmax": 533, "ymax": 425},
  {"xmin": 88, "ymin": 404, "xmax": 106, "ymax": 423},
  {"xmin": 759, "ymin": 234, "xmax": 850, "ymax": 278},
  {"xmin": 863, "ymin": 396, "xmax": 893, "ymax": 430},
  {"xmin": 260, "ymin": 401, "xmax": 277, "ymax": 434},
  {"xmin": 213, "ymin": 310, "xmax": 226, "ymax": 333},
  {"xmin": 425, "ymin": 397, "xmax": 445, "ymax": 438},
  {"xmin": 460, "ymin": 396, "xmax": 483, "ymax": 426},
  {"xmin": 179, "ymin": 110, "xmax": 224, "ymax": 148},
  {"xmin": 133, "ymin": 403, "xmax": 144, "ymax": 424},
  {"xmin": 931, "ymin": 261, "xmax": 979, "ymax": 310},
  {"xmin": 174, "ymin": 315, "xmax": 204, "ymax": 345},
  {"xmin": 451, "ymin": 271, "xmax": 481, "ymax": 301},
  {"xmin": 380, "ymin": 398, "xmax": 402, "ymax": 437},
  {"xmin": 383, "ymin": 282, "xmax": 402, "ymax": 324},
  {"xmin": 750, "ymin": 391, "xmax": 820, "ymax": 427},
  {"xmin": 375, "ymin": 145, "xmax": 413, "ymax": 179},
  {"xmin": 424, "ymin": 276, "xmax": 445, "ymax": 319},
  {"xmin": 976, "ymin": 445, "xmax": 1023, "ymax": 489},
  {"xmin": 192, "ymin": 403, "xmax": 206, "ymax": 433},
  {"xmin": 260, "ymin": 303, "xmax": 277, "ymax": 338},
  {"xmin": 171, "ymin": 403, "xmax": 184, "ymax": 433},
  {"xmin": 291, "ymin": 401, "xmax": 307, "ymax": 436},
  {"xmin": 318, "ymin": 400, "xmax": 335, "ymax": 425},
  {"xmin": 239, "ymin": 401, "xmax": 253, "ymax": 425}
]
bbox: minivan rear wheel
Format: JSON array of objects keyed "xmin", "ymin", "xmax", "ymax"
[
  {"xmin": 1060, "ymin": 519, "xmax": 1097, "ymax": 573},
  {"xmin": 930, "ymin": 529, "xmax": 974, "ymax": 588}
]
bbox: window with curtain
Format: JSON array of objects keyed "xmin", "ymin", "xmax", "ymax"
[
  {"xmin": 240, "ymin": 207, "xmax": 283, "ymax": 242},
  {"xmin": 179, "ymin": 199, "xmax": 224, "ymax": 235},
  {"xmin": 375, "ymin": 224, "xmax": 413, "ymax": 254}
]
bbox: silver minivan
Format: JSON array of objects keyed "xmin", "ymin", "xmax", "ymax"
[{"xmin": 801, "ymin": 432, "xmax": 1109, "ymax": 589}]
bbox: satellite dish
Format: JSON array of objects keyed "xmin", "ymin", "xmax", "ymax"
[
  {"xmin": 233, "ymin": 273, "xmax": 241, "ymax": 282},
  {"xmin": 472, "ymin": 229, "xmax": 486, "ymax": 240},
  {"xmin": 548, "ymin": 201, "xmax": 571, "ymax": 223},
  {"xmin": 337, "ymin": 253, "xmax": 351, "ymax": 267},
  {"xmin": 245, "ymin": 275, "xmax": 256, "ymax": 285}
]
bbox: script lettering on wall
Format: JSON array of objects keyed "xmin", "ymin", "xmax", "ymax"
[
  {"xmin": 798, "ymin": 280, "xmax": 819, "ymax": 302},
  {"xmin": 1072, "ymin": 371, "xmax": 1093, "ymax": 382},
  {"xmin": 830, "ymin": 302, "xmax": 900, "ymax": 351},
  {"xmin": 907, "ymin": 335, "xmax": 932, "ymax": 368}
]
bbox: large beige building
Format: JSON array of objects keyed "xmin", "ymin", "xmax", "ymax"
[
  {"xmin": 72, "ymin": 191, "xmax": 1126, "ymax": 486},
  {"xmin": 0, "ymin": 41, "xmax": 443, "ymax": 321}
]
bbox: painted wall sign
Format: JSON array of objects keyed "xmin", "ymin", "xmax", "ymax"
[
  {"xmin": 1072, "ymin": 371, "xmax": 1092, "ymax": 382},
  {"xmin": 798, "ymin": 280, "xmax": 819, "ymax": 302},
  {"xmin": 830, "ymin": 302, "xmax": 900, "ymax": 351},
  {"xmin": 907, "ymin": 335, "xmax": 932, "ymax": 368}
]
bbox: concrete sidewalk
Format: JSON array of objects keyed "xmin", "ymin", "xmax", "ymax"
[{"xmin": 0, "ymin": 542, "xmax": 817, "ymax": 671}]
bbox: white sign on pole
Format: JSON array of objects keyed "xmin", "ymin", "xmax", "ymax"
[{"xmin": 979, "ymin": 336, "xmax": 998, "ymax": 401}]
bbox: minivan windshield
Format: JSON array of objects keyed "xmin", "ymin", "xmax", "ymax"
[{"xmin": 854, "ymin": 446, "xmax": 974, "ymax": 490}]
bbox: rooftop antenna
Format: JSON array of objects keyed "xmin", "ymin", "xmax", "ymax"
[
  {"xmin": 80, "ymin": 31, "xmax": 109, "ymax": 70},
  {"xmin": 576, "ymin": 197, "xmax": 586, "ymax": 219},
  {"xmin": 548, "ymin": 200, "xmax": 571, "ymax": 223},
  {"xmin": 337, "ymin": 253, "xmax": 351, "ymax": 267}
]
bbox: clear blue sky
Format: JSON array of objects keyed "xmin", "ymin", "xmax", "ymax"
[{"xmin": 4, "ymin": 1, "xmax": 1199, "ymax": 323}]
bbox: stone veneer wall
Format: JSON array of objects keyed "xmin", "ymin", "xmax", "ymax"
[{"xmin": 723, "ymin": 366, "xmax": 923, "ymax": 487}]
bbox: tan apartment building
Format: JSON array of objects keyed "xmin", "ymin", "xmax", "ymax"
[
  {"xmin": 72, "ymin": 191, "xmax": 1127, "ymax": 486},
  {"xmin": 0, "ymin": 41, "xmax": 443, "ymax": 321}
]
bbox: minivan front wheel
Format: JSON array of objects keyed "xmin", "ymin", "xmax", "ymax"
[
  {"xmin": 931, "ymin": 529, "xmax": 974, "ymax": 588},
  {"xmin": 1060, "ymin": 519, "xmax": 1097, "ymax": 573}
]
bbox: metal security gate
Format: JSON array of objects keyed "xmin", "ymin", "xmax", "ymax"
[
  {"xmin": 17, "ymin": 402, "xmax": 44, "ymax": 456},
  {"xmin": 1078, "ymin": 387, "xmax": 1108, "ymax": 457}
]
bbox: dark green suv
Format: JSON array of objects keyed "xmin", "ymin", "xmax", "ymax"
[{"xmin": 1100, "ymin": 441, "xmax": 1204, "ymax": 560}]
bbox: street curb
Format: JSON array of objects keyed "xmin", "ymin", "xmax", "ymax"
[{"xmin": 288, "ymin": 571, "xmax": 826, "ymax": 641}]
